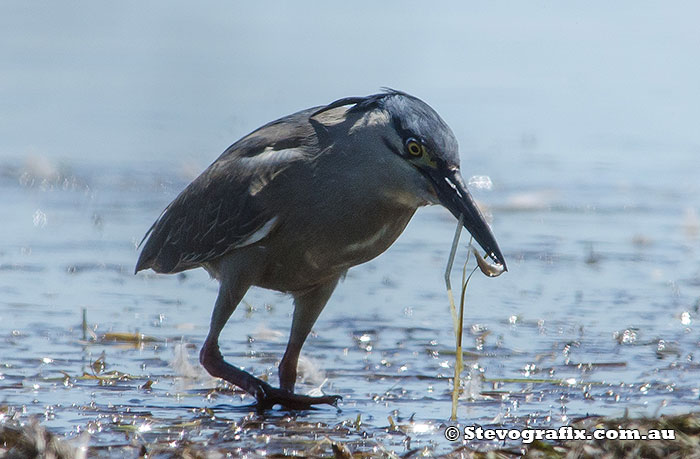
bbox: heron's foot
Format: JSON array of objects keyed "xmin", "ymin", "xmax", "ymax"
[{"xmin": 255, "ymin": 383, "xmax": 341, "ymax": 411}]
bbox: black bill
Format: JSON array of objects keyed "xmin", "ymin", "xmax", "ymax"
[{"xmin": 429, "ymin": 166, "xmax": 507, "ymax": 270}]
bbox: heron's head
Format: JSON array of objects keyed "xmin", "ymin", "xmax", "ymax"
[{"xmin": 315, "ymin": 89, "xmax": 506, "ymax": 269}]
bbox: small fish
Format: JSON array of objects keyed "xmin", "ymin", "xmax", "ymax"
[{"xmin": 471, "ymin": 246, "xmax": 505, "ymax": 277}]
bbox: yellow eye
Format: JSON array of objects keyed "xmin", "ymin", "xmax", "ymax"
[{"xmin": 406, "ymin": 140, "xmax": 422, "ymax": 157}]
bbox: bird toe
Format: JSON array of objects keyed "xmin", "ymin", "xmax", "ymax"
[{"xmin": 254, "ymin": 385, "xmax": 341, "ymax": 411}]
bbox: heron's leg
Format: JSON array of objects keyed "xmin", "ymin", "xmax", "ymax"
[
  {"xmin": 279, "ymin": 276, "xmax": 340, "ymax": 392},
  {"xmin": 199, "ymin": 257, "xmax": 340, "ymax": 410},
  {"xmin": 199, "ymin": 275, "xmax": 265, "ymax": 395},
  {"xmin": 253, "ymin": 276, "xmax": 342, "ymax": 410}
]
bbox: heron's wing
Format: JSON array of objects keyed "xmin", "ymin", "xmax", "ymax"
[{"xmin": 135, "ymin": 108, "xmax": 318, "ymax": 274}]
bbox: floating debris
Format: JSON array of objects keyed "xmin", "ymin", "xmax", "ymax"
[
  {"xmin": 0, "ymin": 419, "xmax": 87, "ymax": 459},
  {"xmin": 100, "ymin": 332, "xmax": 161, "ymax": 344}
]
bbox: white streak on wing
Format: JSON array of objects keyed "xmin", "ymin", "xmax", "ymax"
[
  {"xmin": 246, "ymin": 147, "xmax": 305, "ymax": 196},
  {"xmin": 245, "ymin": 147, "xmax": 304, "ymax": 165},
  {"xmin": 343, "ymin": 224, "xmax": 390, "ymax": 254},
  {"xmin": 233, "ymin": 216, "xmax": 278, "ymax": 248}
]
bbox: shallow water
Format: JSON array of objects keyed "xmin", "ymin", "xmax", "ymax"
[
  {"xmin": 1, "ymin": 146, "xmax": 699, "ymax": 455},
  {"xmin": 2, "ymin": 1, "xmax": 700, "ymax": 456}
]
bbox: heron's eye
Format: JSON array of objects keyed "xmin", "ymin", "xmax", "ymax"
[{"xmin": 406, "ymin": 139, "xmax": 422, "ymax": 157}]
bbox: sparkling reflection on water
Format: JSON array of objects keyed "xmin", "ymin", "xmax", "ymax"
[{"xmin": 0, "ymin": 149, "xmax": 698, "ymax": 453}]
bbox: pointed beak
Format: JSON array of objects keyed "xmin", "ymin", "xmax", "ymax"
[{"xmin": 429, "ymin": 166, "xmax": 507, "ymax": 270}]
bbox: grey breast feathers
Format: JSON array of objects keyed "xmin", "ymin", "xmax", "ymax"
[{"xmin": 134, "ymin": 107, "xmax": 319, "ymax": 274}]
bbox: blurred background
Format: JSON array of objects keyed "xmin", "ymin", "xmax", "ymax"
[
  {"xmin": 3, "ymin": 2, "xmax": 699, "ymax": 166},
  {"xmin": 1, "ymin": 1, "xmax": 699, "ymax": 454}
]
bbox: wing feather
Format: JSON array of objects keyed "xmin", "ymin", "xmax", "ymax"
[{"xmin": 135, "ymin": 109, "xmax": 317, "ymax": 274}]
